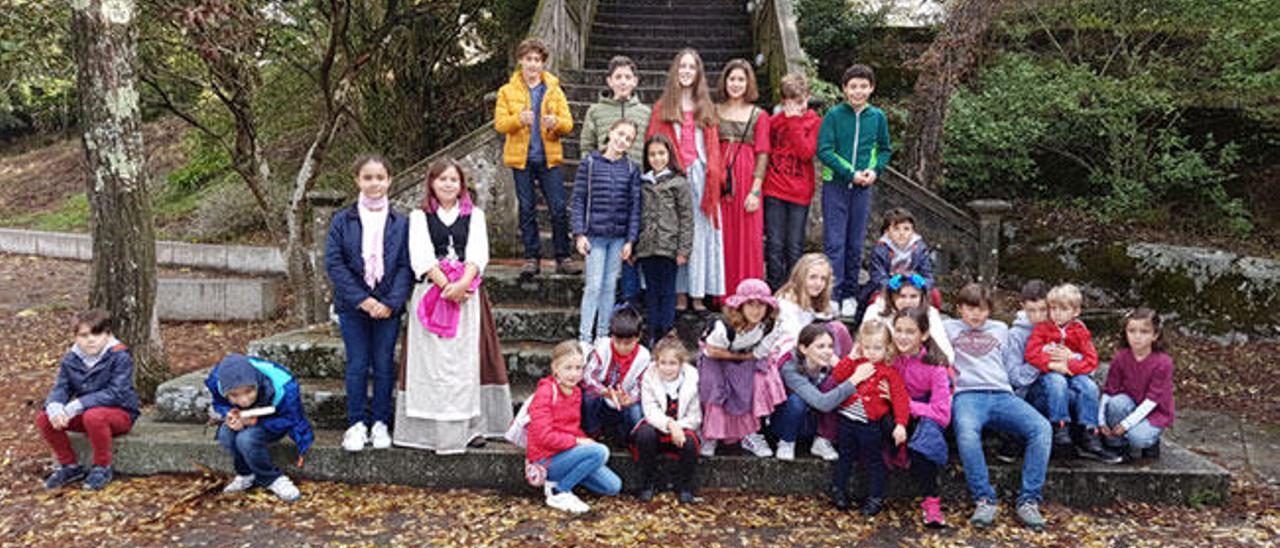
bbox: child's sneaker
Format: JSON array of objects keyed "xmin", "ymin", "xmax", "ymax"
[
  {"xmin": 921, "ymin": 496, "xmax": 946, "ymax": 528},
  {"xmin": 1140, "ymin": 440, "xmax": 1161, "ymax": 460},
  {"xmin": 546, "ymin": 490, "xmax": 590, "ymax": 514},
  {"xmin": 637, "ymin": 483, "xmax": 656, "ymax": 502},
  {"xmin": 1078, "ymin": 429, "xmax": 1122, "ymax": 464},
  {"xmin": 860, "ymin": 496, "xmax": 884, "ymax": 516},
  {"xmin": 678, "ymin": 490, "xmax": 701, "ymax": 504},
  {"xmin": 268, "ymin": 475, "xmax": 301, "ymax": 502},
  {"xmin": 370, "ymin": 421, "xmax": 392, "ymax": 450},
  {"xmin": 699, "ymin": 439, "xmax": 718, "ymax": 457},
  {"xmin": 830, "ymin": 488, "xmax": 851, "ymax": 511},
  {"xmin": 1052, "ymin": 422, "xmax": 1072, "ymax": 447},
  {"xmin": 342, "ymin": 422, "xmax": 368, "ymax": 452},
  {"xmin": 43, "ymin": 464, "xmax": 86, "ymax": 490},
  {"xmin": 775, "ymin": 440, "xmax": 796, "ymax": 461},
  {"xmin": 995, "ymin": 436, "xmax": 1021, "ymax": 464},
  {"xmin": 83, "ymin": 466, "xmax": 114, "ymax": 491},
  {"xmin": 1016, "ymin": 500, "xmax": 1046, "ymax": 530},
  {"xmin": 839, "ymin": 298, "xmax": 858, "ymax": 318},
  {"xmin": 969, "ymin": 499, "xmax": 998, "ymax": 528},
  {"xmin": 810, "ymin": 437, "xmax": 839, "ymax": 461},
  {"xmin": 741, "ymin": 433, "xmax": 773, "ymax": 458},
  {"xmin": 223, "ymin": 474, "xmax": 255, "ymax": 494}
]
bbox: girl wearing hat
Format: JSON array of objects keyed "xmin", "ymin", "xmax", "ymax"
[{"xmin": 698, "ymin": 278, "xmax": 783, "ymax": 457}]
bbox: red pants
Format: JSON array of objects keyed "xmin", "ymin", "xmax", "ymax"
[{"xmin": 35, "ymin": 407, "xmax": 133, "ymax": 466}]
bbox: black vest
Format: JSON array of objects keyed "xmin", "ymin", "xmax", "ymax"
[{"xmin": 426, "ymin": 210, "xmax": 470, "ymax": 262}]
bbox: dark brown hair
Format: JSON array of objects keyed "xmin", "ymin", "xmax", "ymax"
[
  {"xmin": 643, "ymin": 134, "xmax": 685, "ymax": 177},
  {"xmin": 880, "ymin": 207, "xmax": 915, "ymax": 233},
  {"xmin": 418, "ymin": 156, "xmax": 470, "ymax": 212},
  {"xmin": 955, "ymin": 282, "xmax": 996, "ymax": 310},
  {"xmin": 717, "ymin": 58, "xmax": 759, "ymax": 103},
  {"xmin": 514, "ymin": 38, "xmax": 550, "ymax": 63},
  {"xmin": 606, "ymin": 55, "xmax": 638, "ymax": 79},
  {"xmin": 1119, "ymin": 308, "xmax": 1166, "ymax": 353},
  {"xmin": 657, "ymin": 49, "xmax": 717, "ymax": 128},
  {"xmin": 352, "ymin": 154, "xmax": 390, "ymax": 176},
  {"xmin": 74, "ymin": 309, "xmax": 112, "ymax": 335},
  {"xmin": 841, "ymin": 64, "xmax": 876, "ymax": 88},
  {"xmin": 1020, "ymin": 279, "xmax": 1050, "ymax": 302},
  {"xmin": 893, "ymin": 307, "xmax": 950, "ymax": 367},
  {"xmin": 797, "ymin": 322, "xmax": 834, "ymax": 349}
]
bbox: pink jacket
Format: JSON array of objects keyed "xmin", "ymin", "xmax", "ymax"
[{"xmin": 892, "ymin": 351, "xmax": 952, "ymax": 427}]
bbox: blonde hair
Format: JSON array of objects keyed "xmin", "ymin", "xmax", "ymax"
[
  {"xmin": 857, "ymin": 318, "xmax": 895, "ymax": 361},
  {"xmin": 550, "ymin": 340, "xmax": 583, "ymax": 372},
  {"xmin": 652, "ymin": 334, "xmax": 689, "ymax": 365},
  {"xmin": 776, "ymin": 253, "xmax": 833, "ymax": 314},
  {"xmin": 779, "ymin": 72, "xmax": 809, "ymax": 100},
  {"xmin": 1047, "ymin": 283, "xmax": 1083, "ymax": 310}
]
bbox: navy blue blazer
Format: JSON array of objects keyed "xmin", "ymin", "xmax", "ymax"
[{"xmin": 324, "ymin": 205, "xmax": 413, "ymax": 315}]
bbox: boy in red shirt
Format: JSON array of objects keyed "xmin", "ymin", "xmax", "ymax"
[{"xmin": 763, "ymin": 72, "xmax": 821, "ymax": 289}]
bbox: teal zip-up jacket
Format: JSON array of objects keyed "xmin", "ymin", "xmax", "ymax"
[{"xmin": 816, "ymin": 103, "xmax": 892, "ymax": 185}]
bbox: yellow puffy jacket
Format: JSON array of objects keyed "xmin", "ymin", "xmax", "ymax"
[{"xmin": 494, "ymin": 70, "xmax": 574, "ymax": 169}]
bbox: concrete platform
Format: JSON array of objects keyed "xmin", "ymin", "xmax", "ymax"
[
  {"xmin": 79, "ymin": 416, "xmax": 1231, "ymax": 508},
  {"xmin": 157, "ymin": 277, "xmax": 281, "ymax": 321}
]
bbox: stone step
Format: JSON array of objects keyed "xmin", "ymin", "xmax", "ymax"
[
  {"xmin": 597, "ymin": 0, "xmax": 745, "ymax": 8},
  {"xmin": 563, "ymin": 68, "xmax": 675, "ymax": 88},
  {"xmin": 83, "ymin": 415, "xmax": 1231, "ymax": 507},
  {"xmin": 587, "ymin": 46, "xmax": 754, "ymax": 67},
  {"xmin": 588, "ymin": 22, "xmax": 753, "ymax": 41},
  {"xmin": 559, "ymin": 82, "xmax": 666, "ymax": 103},
  {"xmin": 594, "ymin": 5, "xmax": 749, "ymax": 20},
  {"xmin": 587, "ymin": 33, "xmax": 751, "ymax": 52},
  {"xmin": 583, "ymin": 57, "xmax": 741, "ymax": 73}
]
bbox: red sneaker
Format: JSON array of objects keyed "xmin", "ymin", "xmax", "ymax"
[{"xmin": 922, "ymin": 496, "xmax": 946, "ymax": 528}]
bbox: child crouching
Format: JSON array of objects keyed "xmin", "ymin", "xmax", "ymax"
[{"xmin": 633, "ymin": 335, "xmax": 702, "ymax": 503}]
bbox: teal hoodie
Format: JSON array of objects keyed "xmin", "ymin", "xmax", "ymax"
[{"xmin": 816, "ymin": 102, "xmax": 892, "ymax": 185}]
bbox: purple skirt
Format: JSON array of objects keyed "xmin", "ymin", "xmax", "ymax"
[{"xmin": 698, "ymin": 354, "xmax": 767, "ymax": 416}]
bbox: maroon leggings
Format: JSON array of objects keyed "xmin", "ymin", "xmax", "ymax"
[{"xmin": 36, "ymin": 407, "xmax": 133, "ymax": 466}]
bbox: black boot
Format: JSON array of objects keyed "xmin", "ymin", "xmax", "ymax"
[
  {"xmin": 637, "ymin": 483, "xmax": 656, "ymax": 502},
  {"xmin": 1078, "ymin": 429, "xmax": 1123, "ymax": 464},
  {"xmin": 831, "ymin": 488, "xmax": 851, "ymax": 511},
  {"xmin": 1052, "ymin": 422, "xmax": 1073, "ymax": 447},
  {"xmin": 1141, "ymin": 440, "xmax": 1161, "ymax": 460},
  {"xmin": 860, "ymin": 497, "xmax": 884, "ymax": 516}
]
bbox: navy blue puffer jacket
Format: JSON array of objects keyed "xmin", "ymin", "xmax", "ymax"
[{"xmin": 570, "ymin": 151, "xmax": 641, "ymax": 242}]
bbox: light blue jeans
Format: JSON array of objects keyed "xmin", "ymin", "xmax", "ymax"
[
  {"xmin": 1027, "ymin": 372, "xmax": 1100, "ymax": 427},
  {"xmin": 546, "ymin": 443, "xmax": 622, "ymax": 495},
  {"xmin": 1103, "ymin": 394, "xmax": 1163, "ymax": 449},
  {"xmin": 578, "ymin": 236, "xmax": 626, "ymax": 343},
  {"xmin": 953, "ymin": 390, "xmax": 1052, "ymax": 504}
]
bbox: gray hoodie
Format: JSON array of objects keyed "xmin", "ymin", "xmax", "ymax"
[
  {"xmin": 1004, "ymin": 310, "xmax": 1044, "ymax": 397},
  {"xmin": 944, "ymin": 318, "xmax": 1013, "ymax": 394}
]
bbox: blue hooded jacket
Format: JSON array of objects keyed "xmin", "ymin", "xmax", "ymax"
[
  {"xmin": 44, "ymin": 340, "xmax": 141, "ymax": 422},
  {"xmin": 205, "ymin": 354, "xmax": 314, "ymax": 455}
]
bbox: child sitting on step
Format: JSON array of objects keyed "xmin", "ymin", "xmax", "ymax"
[
  {"xmin": 633, "ymin": 335, "xmax": 702, "ymax": 504},
  {"xmin": 206, "ymin": 353, "xmax": 314, "ymax": 502},
  {"xmin": 36, "ymin": 309, "xmax": 140, "ymax": 491},
  {"xmin": 580, "ymin": 307, "xmax": 650, "ymax": 444},
  {"xmin": 1100, "ymin": 308, "xmax": 1175, "ymax": 462}
]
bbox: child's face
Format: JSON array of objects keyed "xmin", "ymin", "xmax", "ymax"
[
  {"xmin": 799, "ymin": 333, "xmax": 834, "ymax": 368},
  {"xmin": 892, "ymin": 285, "xmax": 923, "ymax": 312},
  {"xmin": 656, "ymin": 351, "xmax": 683, "ymax": 381},
  {"xmin": 647, "ymin": 142, "xmax": 670, "ymax": 173},
  {"xmin": 606, "ymin": 124, "xmax": 637, "ymax": 156},
  {"xmin": 676, "ymin": 54, "xmax": 698, "ymax": 88},
  {"xmin": 356, "ymin": 161, "xmax": 390, "ymax": 200},
  {"xmin": 781, "ymin": 96, "xmax": 808, "ymax": 116},
  {"xmin": 431, "ymin": 166, "xmax": 462, "ymax": 207},
  {"xmin": 804, "ymin": 264, "xmax": 831, "ymax": 300},
  {"xmin": 742, "ymin": 301, "xmax": 767, "ymax": 324},
  {"xmin": 959, "ymin": 303, "xmax": 990, "ymax": 329},
  {"xmin": 1124, "ymin": 318, "xmax": 1158, "ymax": 354},
  {"xmin": 1049, "ymin": 303, "xmax": 1079, "ymax": 326},
  {"xmin": 724, "ymin": 68, "xmax": 749, "ymax": 100},
  {"xmin": 892, "ymin": 316, "xmax": 927, "ymax": 356},
  {"xmin": 886, "ymin": 221, "xmax": 914, "ymax": 248},
  {"xmin": 1022, "ymin": 299, "xmax": 1049, "ymax": 324},
  {"xmin": 861, "ymin": 333, "xmax": 889, "ymax": 363},
  {"xmin": 74, "ymin": 326, "xmax": 111, "ymax": 356},
  {"xmin": 607, "ymin": 66, "xmax": 637, "ymax": 100},
  {"xmin": 843, "ymin": 77, "xmax": 874, "ymax": 108},
  {"xmin": 553, "ymin": 354, "xmax": 585, "ymax": 388},
  {"xmin": 612, "ymin": 335, "xmax": 640, "ymax": 356},
  {"xmin": 519, "ymin": 51, "xmax": 545, "ymax": 81},
  {"xmin": 225, "ymin": 385, "xmax": 258, "ymax": 408}
]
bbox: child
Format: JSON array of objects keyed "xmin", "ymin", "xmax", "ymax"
[
  {"xmin": 527, "ymin": 340, "xmax": 623, "ymax": 514},
  {"xmin": 580, "ymin": 307, "xmax": 651, "ymax": 442},
  {"xmin": 774, "ymin": 253, "xmax": 853, "ymax": 356},
  {"xmin": 867, "ymin": 207, "xmax": 936, "ymax": 304},
  {"xmin": 945, "ymin": 283, "xmax": 1050, "ymax": 530},
  {"xmin": 647, "ymin": 48, "xmax": 726, "ymax": 311},
  {"xmin": 997, "ymin": 279, "xmax": 1051, "ymax": 463},
  {"xmin": 1024, "ymin": 283, "xmax": 1118, "ymax": 462},
  {"xmin": 890, "ymin": 307, "xmax": 953, "ymax": 527},
  {"xmin": 571, "ymin": 119, "xmax": 642, "ymax": 344},
  {"xmin": 634, "ymin": 335, "xmax": 702, "ymax": 503},
  {"xmin": 634, "ymin": 134, "xmax": 694, "ymax": 343},
  {"xmin": 325, "ymin": 154, "xmax": 413, "ymax": 453},
  {"xmin": 36, "ymin": 309, "xmax": 140, "ymax": 491},
  {"xmin": 772, "ymin": 323, "xmax": 858, "ymax": 462},
  {"xmin": 580, "ymin": 55, "xmax": 652, "ymax": 307},
  {"xmin": 764, "ymin": 72, "xmax": 821, "ymax": 290},
  {"xmin": 828, "ymin": 320, "xmax": 909, "ymax": 515},
  {"xmin": 206, "ymin": 353, "xmax": 314, "ymax": 502},
  {"xmin": 818, "ymin": 64, "xmax": 892, "ymax": 318},
  {"xmin": 716, "ymin": 58, "xmax": 771, "ymax": 293},
  {"xmin": 494, "ymin": 37, "xmax": 578, "ymax": 279},
  {"xmin": 1100, "ymin": 308, "xmax": 1175, "ymax": 461},
  {"xmin": 860, "ymin": 272, "xmax": 955, "ymax": 364},
  {"xmin": 698, "ymin": 278, "xmax": 782, "ymax": 458}
]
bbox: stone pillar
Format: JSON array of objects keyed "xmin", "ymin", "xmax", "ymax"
[
  {"xmin": 307, "ymin": 190, "xmax": 348, "ymax": 324},
  {"xmin": 968, "ymin": 199, "xmax": 1012, "ymax": 285}
]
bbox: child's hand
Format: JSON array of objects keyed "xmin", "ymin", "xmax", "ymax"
[
  {"xmin": 850, "ymin": 361, "xmax": 877, "ymax": 385},
  {"xmin": 620, "ymin": 242, "xmax": 633, "ymax": 262},
  {"xmin": 614, "ymin": 389, "xmax": 635, "ymax": 408},
  {"xmin": 575, "ymin": 437, "xmax": 596, "ymax": 446},
  {"xmin": 542, "ymin": 114, "xmax": 558, "ymax": 131},
  {"xmin": 670, "ymin": 423, "xmax": 686, "ymax": 447},
  {"xmin": 241, "ymin": 416, "xmax": 258, "ymax": 427},
  {"xmin": 576, "ymin": 236, "xmax": 591, "ymax": 256},
  {"xmin": 1098, "ymin": 425, "xmax": 1113, "ymax": 437},
  {"xmin": 442, "ymin": 281, "xmax": 469, "ymax": 303},
  {"xmin": 1049, "ymin": 361, "xmax": 1071, "ymax": 375},
  {"xmin": 225, "ymin": 410, "xmax": 244, "ymax": 431},
  {"xmin": 862, "ymin": 170, "xmax": 878, "ymax": 185},
  {"xmin": 879, "ymin": 379, "xmax": 892, "ymax": 401},
  {"xmin": 1048, "ymin": 346, "xmax": 1073, "ymax": 362},
  {"xmin": 50, "ymin": 413, "xmax": 70, "ymax": 430},
  {"xmin": 519, "ymin": 109, "xmax": 534, "ymax": 126},
  {"xmin": 1111, "ymin": 424, "xmax": 1127, "ymax": 436},
  {"xmin": 676, "ymin": 254, "xmax": 688, "ymax": 266},
  {"xmin": 893, "ymin": 425, "xmax": 907, "ymax": 446},
  {"xmin": 744, "ymin": 193, "xmax": 760, "ymax": 213}
]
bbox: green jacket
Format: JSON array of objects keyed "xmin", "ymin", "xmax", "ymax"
[
  {"xmin": 635, "ymin": 169, "xmax": 694, "ymax": 260},
  {"xmin": 817, "ymin": 103, "xmax": 892, "ymax": 185},
  {"xmin": 580, "ymin": 91, "xmax": 651, "ymax": 164}
]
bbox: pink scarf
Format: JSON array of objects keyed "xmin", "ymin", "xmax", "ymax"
[
  {"xmin": 416, "ymin": 259, "xmax": 483, "ymax": 338},
  {"xmin": 357, "ymin": 194, "xmax": 388, "ymax": 288}
]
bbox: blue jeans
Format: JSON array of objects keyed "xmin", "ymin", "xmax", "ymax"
[
  {"xmin": 338, "ymin": 311, "xmax": 401, "ymax": 426},
  {"xmin": 620, "ymin": 261, "xmax": 641, "ymax": 305},
  {"xmin": 1027, "ymin": 372, "xmax": 1101, "ymax": 427},
  {"xmin": 771, "ymin": 393, "xmax": 819, "ymax": 443},
  {"xmin": 546, "ymin": 443, "xmax": 622, "ymax": 495},
  {"xmin": 821, "ymin": 182, "xmax": 872, "ymax": 301},
  {"xmin": 833, "ymin": 416, "xmax": 884, "ymax": 498},
  {"xmin": 512, "ymin": 161, "xmax": 571, "ymax": 260},
  {"xmin": 1103, "ymin": 394, "xmax": 1163, "ymax": 449},
  {"xmin": 581, "ymin": 395, "xmax": 644, "ymax": 441},
  {"xmin": 764, "ymin": 196, "xmax": 809, "ymax": 290},
  {"xmin": 217, "ymin": 424, "xmax": 287, "ymax": 487},
  {"xmin": 638, "ymin": 256, "xmax": 677, "ymax": 343},
  {"xmin": 953, "ymin": 390, "xmax": 1052, "ymax": 504},
  {"xmin": 579, "ymin": 236, "xmax": 626, "ymax": 343}
]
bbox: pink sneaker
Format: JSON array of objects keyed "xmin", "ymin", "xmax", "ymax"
[{"xmin": 922, "ymin": 496, "xmax": 946, "ymax": 528}]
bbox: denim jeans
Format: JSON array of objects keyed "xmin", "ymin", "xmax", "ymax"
[
  {"xmin": 764, "ymin": 196, "xmax": 810, "ymax": 290},
  {"xmin": 579, "ymin": 236, "xmax": 626, "ymax": 343},
  {"xmin": 833, "ymin": 417, "xmax": 884, "ymax": 498},
  {"xmin": 217, "ymin": 423, "xmax": 287, "ymax": 487},
  {"xmin": 620, "ymin": 261, "xmax": 642, "ymax": 305},
  {"xmin": 338, "ymin": 312, "xmax": 401, "ymax": 426},
  {"xmin": 1102, "ymin": 394, "xmax": 1164, "ymax": 449},
  {"xmin": 952, "ymin": 390, "xmax": 1052, "ymax": 504},
  {"xmin": 638, "ymin": 256, "xmax": 677, "ymax": 343},
  {"xmin": 512, "ymin": 161, "xmax": 571, "ymax": 260},
  {"xmin": 581, "ymin": 395, "xmax": 644, "ymax": 441},
  {"xmin": 821, "ymin": 182, "xmax": 872, "ymax": 301},
  {"xmin": 770, "ymin": 393, "xmax": 836, "ymax": 443},
  {"xmin": 1027, "ymin": 372, "xmax": 1101, "ymax": 427},
  {"xmin": 546, "ymin": 443, "xmax": 622, "ymax": 495}
]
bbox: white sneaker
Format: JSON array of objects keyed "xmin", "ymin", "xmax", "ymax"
[
  {"xmin": 370, "ymin": 421, "xmax": 391, "ymax": 449},
  {"xmin": 546, "ymin": 490, "xmax": 590, "ymax": 514},
  {"xmin": 829, "ymin": 300, "xmax": 841, "ymax": 318},
  {"xmin": 776, "ymin": 440, "xmax": 796, "ymax": 461},
  {"xmin": 222, "ymin": 474, "xmax": 254, "ymax": 494},
  {"xmin": 342, "ymin": 423, "xmax": 368, "ymax": 452},
  {"xmin": 700, "ymin": 439, "xmax": 718, "ymax": 457},
  {"xmin": 267, "ymin": 475, "xmax": 300, "ymax": 502},
  {"xmin": 741, "ymin": 433, "xmax": 773, "ymax": 458},
  {"xmin": 811, "ymin": 437, "xmax": 839, "ymax": 461},
  {"xmin": 840, "ymin": 298, "xmax": 859, "ymax": 318},
  {"xmin": 543, "ymin": 481, "xmax": 559, "ymax": 499}
]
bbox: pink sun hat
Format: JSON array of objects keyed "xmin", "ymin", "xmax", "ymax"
[{"xmin": 724, "ymin": 278, "xmax": 777, "ymax": 309}]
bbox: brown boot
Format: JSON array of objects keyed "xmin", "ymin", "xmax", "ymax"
[{"xmin": 555, "ymin": 257, "xmax": 582, "ymax": 275}]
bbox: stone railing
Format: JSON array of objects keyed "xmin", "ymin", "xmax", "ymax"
[
  {"xmin": 530, "ymin": 0, "xmax": 599, "ymax": 73},
  {"xmin": 751, "ymin": 0, "xmax": 807, "ymax": 103}
]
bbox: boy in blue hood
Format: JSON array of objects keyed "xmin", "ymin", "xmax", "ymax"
[{"xmin": 205, "ymin": 353, "xmax": 314, "ymax": 502}]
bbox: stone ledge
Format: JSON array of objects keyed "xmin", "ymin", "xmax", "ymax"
[
  {"xmin": 157, "ymin": 277, "xmax": 280, "ymax": 321},
  {"xmin": 0, "ymin": 228, "xmax": 286, "ymax": 274}
]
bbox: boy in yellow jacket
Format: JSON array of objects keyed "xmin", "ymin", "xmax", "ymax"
[{"xmin": 495, "ymin": 38, "xmax": 579, "ymax": 278}]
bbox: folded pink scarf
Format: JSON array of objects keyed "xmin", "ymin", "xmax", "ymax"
[{"xmin": 416, "ymin": 258, "xmax": 483, "ymax": 338}]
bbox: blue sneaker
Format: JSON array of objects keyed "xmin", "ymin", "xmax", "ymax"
[
  {"xmin": 44, "ymin": 464, "xmax": 86, "ymax": 489},
  {"xmin": 83, "ymin": 466, "xmax": 114, "ymax": 491}
]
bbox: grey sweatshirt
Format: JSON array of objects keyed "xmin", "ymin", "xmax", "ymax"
[
  {"xmin": 944, "ymin": 318, "xmax": 1014, "ymax": 394},
  {"xmin": 1003, "ymin": 310, "xmax": 1044, "ymax": 397},
  {"xmin": 780, "ymin": 354, "xmax": 858, "ymax": 412}
]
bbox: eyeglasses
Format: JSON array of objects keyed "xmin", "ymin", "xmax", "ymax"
[{"xmin": 888, "ymin": 273, "xmax": 928, "ymax": 292}]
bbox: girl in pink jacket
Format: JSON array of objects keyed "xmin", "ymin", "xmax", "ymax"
[{"xmin": 890, "ymin": 306, "xmax": 952, "ymax": 528}]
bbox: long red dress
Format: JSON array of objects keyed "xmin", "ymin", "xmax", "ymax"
[{"xmin": 718, "ymin": 108, "xmax": 770, "ymax": 292}]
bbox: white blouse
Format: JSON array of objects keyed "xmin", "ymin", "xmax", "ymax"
[{"xmin": 408, "ymin": 206, "xmax": 489, "ymax": 280}]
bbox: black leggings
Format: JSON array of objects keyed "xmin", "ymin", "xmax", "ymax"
[
  {"xmin": 634, "ymin": 422, "xmax": 698, "ymax": 492},
  {"xmin": 909, "ymin": 449, "xmax": 941, "ymax": 498}
]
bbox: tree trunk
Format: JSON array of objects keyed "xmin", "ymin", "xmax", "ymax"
[
  {"xmin": 71, "ymin": 0, "xmax": 167, "ymax": 400},
  {"xmin": 904, "ymin": 0, "xmax": 1001, "ymax": 189}
]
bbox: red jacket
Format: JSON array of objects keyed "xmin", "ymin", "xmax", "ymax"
[
  {"xmin": 526, "ymin": 377, "xmax": 586, "ymax": 463},
  {"xmin": 830, "ymin": 356, "xmax": 910, "ymax": 426},
  {"xmin": 1024, "ymin": 320, "xmax": 1099, "ymax": 376},
  {"xmin": 646, "ymin": 101, "xmax": 726, "ymax": 227},
  {"xmin": 763, "ymin": 109, "xmax": 820, "ymax": 205}
]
